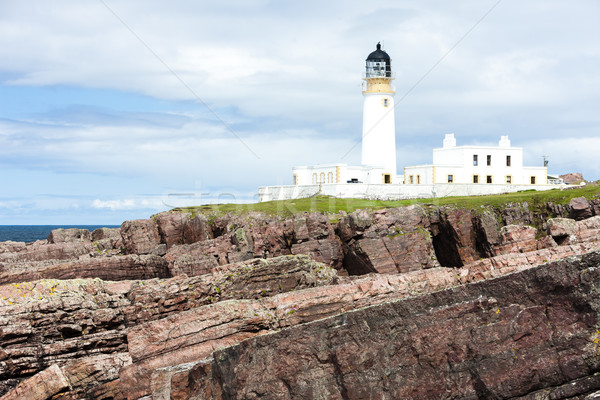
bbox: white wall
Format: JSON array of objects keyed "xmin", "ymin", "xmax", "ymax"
[
  {"xmin": 293, "ymin": 164, "xmax": 397, "ymax": 186},
  {"xmin": 361, "ymin": 92, "xmax": 396, "ymax": 175},
  {"xmin": 258, "ymin": 183, "xmax": 563, "ymax": 202}
]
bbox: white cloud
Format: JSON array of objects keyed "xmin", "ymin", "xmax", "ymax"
[
  {"xmin": 0, "ymin": 0, "xmax": 599, "ymax": 224},
  {"xmin": 92, "ymin": 199, "xmax": 138, "ymax": 211}
]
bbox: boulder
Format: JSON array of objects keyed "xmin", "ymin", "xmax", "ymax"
[
  {"xmin": 120, "ymin": 219, "xmax": 161, "ymax": 255},
  {"xmin": 47, "ymin": 228, "xmax": 91, "ymax": 243},
  {"xmin": 560, "ymin": 172, "xmax": 585, "ymax": 184},
  {"xmin": 493, "ymin": 225, "xmax": 538, "ymax": 254},
  {"xmin": 570, "ymin": 196, "xmax": 593, "ymax": 220},
  {"xmin": 0, "ymin": 364, "xmax": 70, "ymax": 400},
  {"xmin": 154, "ymin": 212, "xmax": 212, "ymax": 249},
  {"xmin": 91, "ymin": 227, "xmax": 121, "ymax": 242},
  {"xmin": 547, "ymin": 217, "xmax": 578, "ymax": 244}
]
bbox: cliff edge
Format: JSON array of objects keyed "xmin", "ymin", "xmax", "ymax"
[{"xmin": 1, "ymin": 189, "xmax": 600, "ymax": 399}]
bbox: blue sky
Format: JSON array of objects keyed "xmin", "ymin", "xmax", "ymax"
[{"xmin": 1, "ymin": 0, "xmax": 599, "ymax": 224}]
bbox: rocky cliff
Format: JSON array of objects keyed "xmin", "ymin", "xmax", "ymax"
[{"xmin": 1, "ymin": 194, "xmax": 600, "ymax": 399}]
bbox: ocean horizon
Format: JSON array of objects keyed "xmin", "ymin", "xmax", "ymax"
[{"xmin": 0, "ymin": 225, "xmax": 121, "ymax": 243}]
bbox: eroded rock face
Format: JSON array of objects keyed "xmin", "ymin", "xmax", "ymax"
[
  {"xmin": 0, "ymin": 255, "xmax": 336, "ymax": 398},
  {"xmin": 192, "ymin": 252, "xmax": 600, "ymax": 400},
  {"xmin": 154, "ymin": 212, "xmax": 212, "ymax": 249},
  {"xmin": 340, "ymin": 205, "xmax": 439, "ymax": 274},
  {"xmin": 0, "ymin": 254, "xmax": 169, "ymax": 285},
  {"xmin": 430, "ymin": 207, "xmax": 477, "ymax": 267},
  {"xmin": 120, "ymin": 219, "xmax": 161, "ymax": 255},
  {"xmin": 493, "ymin": 224, "xmax": 538, "ymax": 254},
  {"xmin": 2, "ymin": 199, "xmax": 600, "ymax": 398}
]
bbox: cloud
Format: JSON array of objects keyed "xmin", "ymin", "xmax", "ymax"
[{"xmin": 0, "ymin": 0, "xmax": 599, "ymax": 224}]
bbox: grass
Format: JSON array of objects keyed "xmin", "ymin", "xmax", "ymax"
[{"xmin": 170, "ymin": 183, "xmax": 600, "ymax": 219}]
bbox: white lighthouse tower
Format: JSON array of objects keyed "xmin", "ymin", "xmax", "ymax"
[{"xmin": 361, "ymin": 42, "xmax": 397, "ymax": 183}]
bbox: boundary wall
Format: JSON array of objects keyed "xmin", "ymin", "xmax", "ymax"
[{"xmin": 258, "ymin": 183, "xmax": 566, "ymax": 202}]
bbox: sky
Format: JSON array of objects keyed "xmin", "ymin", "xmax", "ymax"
[{"xmin": 1, "ymin": 0, "xmax": 599, "ymax": 224}]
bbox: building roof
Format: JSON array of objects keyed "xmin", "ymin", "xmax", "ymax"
[{"xmin": 366, "ymin": 42, "xmax": 390, "ymax": 62}]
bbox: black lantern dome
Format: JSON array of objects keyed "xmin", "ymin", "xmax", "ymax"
[{"xmin": 365, "ymin": 42, "xmax": 391, "ymax": 78}]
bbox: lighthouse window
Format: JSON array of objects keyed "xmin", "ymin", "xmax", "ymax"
[
  {"xmin": 473, "ymin": 155, "xmax": 478, "ymax": 166},
  {"xmin": 383, "ymin": 98, "xmax": 389, "ymax": 107},
  {"xmin": 447, "ymin": 175, "xmax": 454, "ymax": 183}
]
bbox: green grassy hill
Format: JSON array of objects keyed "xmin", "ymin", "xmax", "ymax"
[{"xmin": 170, "ymin": 183, "xmax": 600, "ymax": 220}]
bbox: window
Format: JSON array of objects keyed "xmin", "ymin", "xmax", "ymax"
[
  {"xmin": 506, "ymin": 175, "xmax": 512, "ymax": 184},
  {"xmin": 473, "ymin": 175, "xmax": 479, "ymax": 184},
  {"xmin": 384, "ymin": 174, "xmax": 391, "ymax": 184},
  {"xmin": 293, "ymin": 174, "xmax": 298, "ymax": 185},
  {"xmin": 417, "ymin": 175, "xmax": 421, "ymax": 184},
  {"xmin": 486, "ymin": 175, "xmax": 493, "ymax": 184},
  {"xmin": 531, "ymin": 176, "xmax": 536, "ymax": 184},
  {"xmin": 409, "ymin": 175, "xmax": 414, "ymax": 184},
  {"xmin": 448, "ymin": 174, "xmax": 454, "ymax": 183},
  {"xmin": 487, "ymin": 155, "xmax": 491, "ymax": 166},
  {"xmin": 506, "ymin": 155, "xmax": 511, "ymax": 167},
  {"xmin": 473, "ymin": 155, "xmax": 478, "ymax": 166},
  {"xmin": 312, "ymin": 173, "xmax": 317, "ymax": 184},
  {"xmin": 319, "ymin": 172, "xmax": 325, "ymax": 184},
  {"xmin": 382, "ymin": 98, "xmax": 389, "ymax": 107},
  {"xmin": 327, "ymin": 172, "xmax": 334, "ymax": 183}
]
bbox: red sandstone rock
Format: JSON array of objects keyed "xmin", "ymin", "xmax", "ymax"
[
  {"xmin": 190, "ymin": 252, "xmax": 600, "ymax": 399},
  {"xmin": 502, "ymin": 202, "xmax": 534, "ymax": 226},
  {"xmin": 473, "ymin": 209, "xmax": 501, "ymax": 257},
  {"xmin": 48, "ymin": 228, "xmax": 91, "ymax": 243},
  {"xmin": 0, "ymin": 255, "xmax": 336, "ymax": 397},
  {"xmin": 0, "ymin": 241, "xmax": 93, "ymax": 264},
  {"xmin": 547, "ymin": 217, "xmax": 578, "ymax": 239},
  {"xmin": 91, "ymin": 227, "xmax": 121, "ymax": 242},
  {"xmin": 0, "ymin": 254, "xmax": 168, "ymax": 285},
  {"xmin": 2, "ymin": 200, "xmax": 600, "ymax": 398},
  {"xmin": 570, "ymin": 196, "xmax": 593, "ymax": 220},
  {"xmin": 120, "ymin": 219, "xmax": 160, "ymax": 255},
  {"xmin": 0, "ymin": 364, "xmax": 70, "ymax": 400},
  {"xmin": 560, "ymin": 172, "xmax": 585, "ymax": 184},
  {"xmin": 340, "ymin": 205, "xmax": 438, "ymax": 273},
  {"xmin": 430, "ymin": 207, "xmax": 478, "ymax": 266},
  {"xmin": 154, "ymin": 211, "xmax": 212, "ymax": 249},
  {"xmin": 493, "ymin": 224, "xmax": 538, "ymax": 254}
]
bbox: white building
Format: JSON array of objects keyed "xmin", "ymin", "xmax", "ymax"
[
  {"xmin": 258, "ymin": 44, "xmax": 564, "ymax": 203},
  {"xmin": 292, "ymin": 43, "xmax": 401, "ymax": 186},
  {"xmin": 403, "ymin": 133, "xmax": 548, "ymax": 186}
]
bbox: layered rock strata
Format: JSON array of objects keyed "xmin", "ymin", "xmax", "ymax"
[{"xmin": 1, "ymin": 196, "xmax": 600, "ymax": 398}]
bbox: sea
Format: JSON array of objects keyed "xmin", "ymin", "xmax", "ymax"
[{"xmin": 0, "ymin": 225, "xmax": 121, "ymax": 243}]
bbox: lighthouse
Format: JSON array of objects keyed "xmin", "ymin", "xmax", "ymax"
[{"xmin": 361, "ymin": 42, "xmax": 397, "ymax": 183}]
